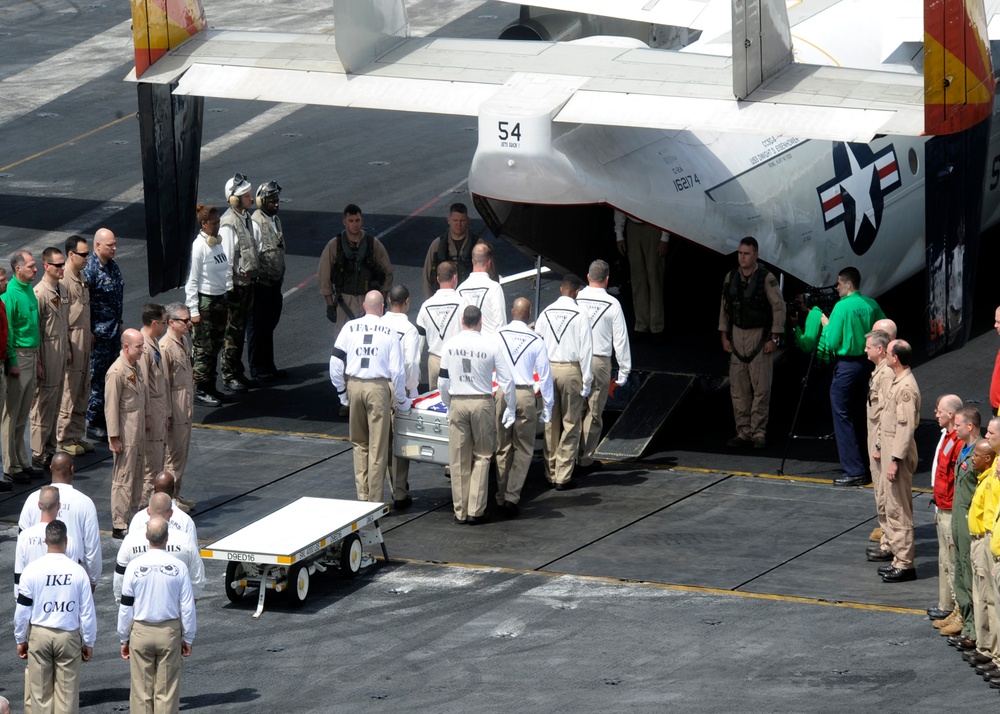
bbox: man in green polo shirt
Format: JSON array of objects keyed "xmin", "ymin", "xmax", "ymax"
[
  {"xmin": 2, "ymin": 250, "xmax": 41, "ymax": 483},
  {"xmin": 820, "ymin": 266, "xmax": 886, "ymax": 487}
]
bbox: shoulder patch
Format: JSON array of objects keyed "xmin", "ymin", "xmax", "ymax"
[{"xmin": 901, "ymin": 391, "xmax": 911, "ymax": 402}]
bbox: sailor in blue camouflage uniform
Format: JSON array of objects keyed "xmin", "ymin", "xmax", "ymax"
[{"xmin": 84, "ymin": 228, "xmax": 124, "ymax": 441}]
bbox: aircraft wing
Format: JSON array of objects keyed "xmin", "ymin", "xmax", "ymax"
[{"xmin": 136, "ymin": 30, "xmax": 923, "ymax": 143}]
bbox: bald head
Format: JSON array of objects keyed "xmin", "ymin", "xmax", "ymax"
[
  {"xmin": 153, "ymin": 471, "xmax": 176, "ymax": 496},
  {"xmin": 939, "ymin": 394, "xmax": 963, "ymax": 413},
  {"xmin": 49, "ymin": 452, "xmax": 74, "ymax": 483},
  {"xmin": 94, "ymin": 227, "xmax": 115, "ymax": 244},
  {"xmin": 149, "ymin": 491, "xmax": 173, "ymax": 518},
  {"xmin": 873, "ymin": 318, "xmax": 897, "ymax": 340},
  {"xmin": 363, "ymin": 290, "xmax": 384, "ymax": 316},
  {"xmin": 511, "ymin": 297, "xmax": 531, "ymax": 323},
  {"xmin": 146, "ymin": 516, "xmax": 169, "ymax": 548},
  {"xmin": 471, "ymin": 242, "xmax": 492, "ymax": 270}
]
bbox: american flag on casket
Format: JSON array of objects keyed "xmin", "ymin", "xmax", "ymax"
[{"xmin": 408, "ymin": 371, "xmax": 542, "ymax": 414}]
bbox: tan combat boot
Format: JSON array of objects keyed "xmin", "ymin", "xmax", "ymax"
[
  {"xmin": 869, "ymin": 527, "xmax": 883, "ymax": 542},
  {"xmin": 939, "ymin": 617, "xmax": 964, "ymax": 636}
]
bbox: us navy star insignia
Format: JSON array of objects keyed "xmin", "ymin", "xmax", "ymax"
[{"xmin": 816, "ymin": 142, "xmax": 902, "ymax": 256}]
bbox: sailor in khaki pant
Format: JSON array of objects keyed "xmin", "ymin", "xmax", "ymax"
[
  {"xmin": 576, "ymin": 260, "xmax": 631, "ymax": 469},
  {"xmin": 973, "ymin": 418, "xmax": 1000, "ymax": 664},
  {"xmin": 415, "ymin": 261, "xmax": 464, "ymax": 390},
  {"xmin": 161, "ymin": 303, "xmax": 195, "ymax": 508},
  {"xmin": 118, "ymin": 517, "xmax": 196, "ymax": 714},
  {"xmin": 57, "ymin": 235, "xmax": 92, "ymax": 457},
  {"xmin": 494, "ymin": 299, "xmax": 553, "ymax": 516},
  {"xmin": 874, "ymin": 339, "xmax": 920, "ymax": 582},
  {"xmin": 614, "ymin": 211, "xmax": 668, "ymax": 337},
  {"xmin": 329, "ymin": 291, "xmax": 409, "ymax": 502},
  {"xmin": 439, "ymin": 305, "xmax": 515, "ymax": 523},
  {"xmin": 30, "ymin": 247, "xmax": 69, "ymax": 470},
  {"xmin": 3, "ymin": 250, "xmax": 41, "ymax": 481},
  {"xmin": 139, "ymin": 304, "xmax": 169, "ymax": 507},
  {"xmin": 536, "ymin": 275, "xmax": 593, "ymax": 489},
  {"xmin": 863, "ymin": 329, "xmax": 895, "ymax": 562},
  {"xmin": 381, "ymin": 285, "xmax": 423, "ymax": 509},
  {"xmin": 105, "ymin": 329, "xmax": 148, "ymax": 535}
]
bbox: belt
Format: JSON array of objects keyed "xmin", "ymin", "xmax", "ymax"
[
  {"xmin": 973, "ymin": 534, "xmax": 986, "ymax": 540},
  {"xmin": 515, "ymin": 385, "xmax": 534, "ymax": 391},
  {"xmin": 348, "ymin": 376, "xmax": 388, "ymax": 383},
  {"xmin": 198, "ymin": 292, "xmax": 226, "ymax": 299},
  {"xmin": 550, "ymin": 361, "xmax": 579, "ymax": 365},
  {"xmin": 452, "ymin": 394, "xmax": 492, "ymax": 400}
]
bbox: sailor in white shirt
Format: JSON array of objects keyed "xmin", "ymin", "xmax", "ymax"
[
  {"xmin": 536, "ymin": 274, "xmax": 594, "ymax": 489},
  {"xmin": 118, "ymin": 517, "xmax": 196, "ymax": 714},
  {"xmin": 185, "ymin": 204, "xmax": 232, "ymax": 406},
  {"xmin": 15, "ymin": 520, "xmax": 97, "ymax": 714},
  {"xmin": 416, "ymin": 261, "xmax": 467, "ymax": 390},
  {"xmin": 382, "ymin": 285, "xmax": 424, "ymax": 510},
  {"xmin": 18, "ymin": 452, "xmax": 102, "ymax": 589},
  {"xmin": 576, "ymin": 260, "xmax": 632, "ymax": 469},
  {"xmin": 16, "ymin": 486, "xmax": 83, "ymax": 593},
  {"xmin": 129, "ymin": 470, "xmax": 198, "ymax": 542},
  {"xmin": 439, "ymin": 305, "xmax": 516, "ymax": 523},
  {"xmin": 115, "ymin": 493, "xmax": 206, "ymax": 603},
  {"xmin": 331, "ymin": 290, "xmax": 410, "ymax": 502},
  {"xmin": 455, "ymin": 242, "xmax": 506, "ymax": 335},
  {"xmin": 495, "ymin": 299, "xmax": 555, "ymax": 516}
]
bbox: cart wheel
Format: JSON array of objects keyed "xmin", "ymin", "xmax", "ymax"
[
  {"xmin": 287, "ymin": 562, "xmax": 309, "ymax": 606},
  {"xmin": 225, "ymin": 561, "xmax": 247, "ymax": 603},
  {"xmin": 340, "ymin": 533, "xmax": 363, "ymax": 577}
]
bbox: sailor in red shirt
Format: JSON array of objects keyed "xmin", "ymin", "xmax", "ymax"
[
  {"xmin": 991, "ymin": 307, "xmax": 1000, "ymax": 414},
  {"xmin": 928, "ymin": 394, "xmax": 964, "ymax": 621}
]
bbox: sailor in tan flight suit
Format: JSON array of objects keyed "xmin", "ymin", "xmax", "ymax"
[
  {"xmin": 161, "ymin": 302, "xmax": 196, "ymax": 510},
  {"xmin": 105, "ymin": 329, "xmax": 148, "ymax": 538},
  {"xmin": 30, "ymin": 247, "xmax": 69, "ymax": 470},
  {"xmin": 139, "ymin": 304, "xmax": 169, "ymax": 507},
  {"xmin": 874, "ymin": 339, "xmax": 921, "ymax": 582},
  {"xmin": 57, "ymin": 235, "xmax": 93, "ymax": 457}
]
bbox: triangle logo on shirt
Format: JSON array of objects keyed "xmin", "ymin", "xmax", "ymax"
[
  {"xmin": 426, "ymin": 304, "xmax": 459, "ymax": 340},
  {"xmin": 576, "ymin": 298, "xmax": 611, "ymax": 328},
  {"xmin": 458, "ymin": 287, "xmax": 488, "ymax": 309},
  {"xmin": 544, "ymin": 309, "xmax": 578, "ymax": 344},
  {"xmin": 498, "ymin": 330, "xmax": 538, "ymax": 365}
]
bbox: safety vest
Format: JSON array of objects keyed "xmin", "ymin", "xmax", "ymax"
[
  {"xmin": 251, "ymin": 210, "xmax": 285, "ymax": 286},
  {"xmin": 220, "ymin": 208, "xmax": 259, "ymax": 286},
  {"xmin": 334, "ymin": 232, "xmax": 385, "ymax": 296},
  {"xmin": 724, "ymin": 266, "xmax": 772, "ymax": 330},
  {"xmin": 432, "ymin": 233, "xmax": 478, "ymax": 286}
]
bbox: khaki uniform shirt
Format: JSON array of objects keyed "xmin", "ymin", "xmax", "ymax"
[
  {"xmin": 33, "ymin": 279, "xmax": 68, "ymax": 383},
  {"xmin": 139, "ymin": 332, "xmax": 168, "ymax": 441},
  {"xmin": 160, "ymin": 330, "xmax": 193, "ymax": 427},
  {"xmin": 866, "ymin": 359, "xmax": 894, "ymax": 431},
  {"xmin": 60, "ymin": 269, "xmax": 90, "ymax": 369},
  {"xmin": 105, "ymin": 355, "xmax": 146, "ymax": 446},
  {"xmin": 878, "ymin": 367, "xmax": 920, "ymax": 470}
]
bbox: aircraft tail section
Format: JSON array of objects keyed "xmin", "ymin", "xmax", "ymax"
[
  {"xmin": 924, "ymin": 0, "xmax": 995, "ymax": 135},
  {"xmin": 131, "ymin": 0, "xmax": 207, "ymax": 79},
  {"xmin": 731, "ymin": 0, "xmax": 793, "ymax": 99},
  {"xmin": 332, "ymin": 0, "xmax": 408, "ymax": 74}
]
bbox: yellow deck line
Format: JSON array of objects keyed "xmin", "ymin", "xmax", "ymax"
[
  {"xmin": 389, "ymin": 557, "xmax": 924, "ymax": 615},
  {"xmin": 0, "ymin": 115, "xmax": 132, "ymax": 173}
]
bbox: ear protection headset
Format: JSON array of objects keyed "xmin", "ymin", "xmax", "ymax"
[
  {"xmin": 227, "ymin": 172, "xmax": 250, "ymax": 209},
  {"xmin": 256, "ymin": 180, "xmax": 282, "ymax": 209}
]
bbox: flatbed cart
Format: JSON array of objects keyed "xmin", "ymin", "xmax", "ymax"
[{"xmin": 200, "ymin": 497, "xmax": 390, "ymax": 619}]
